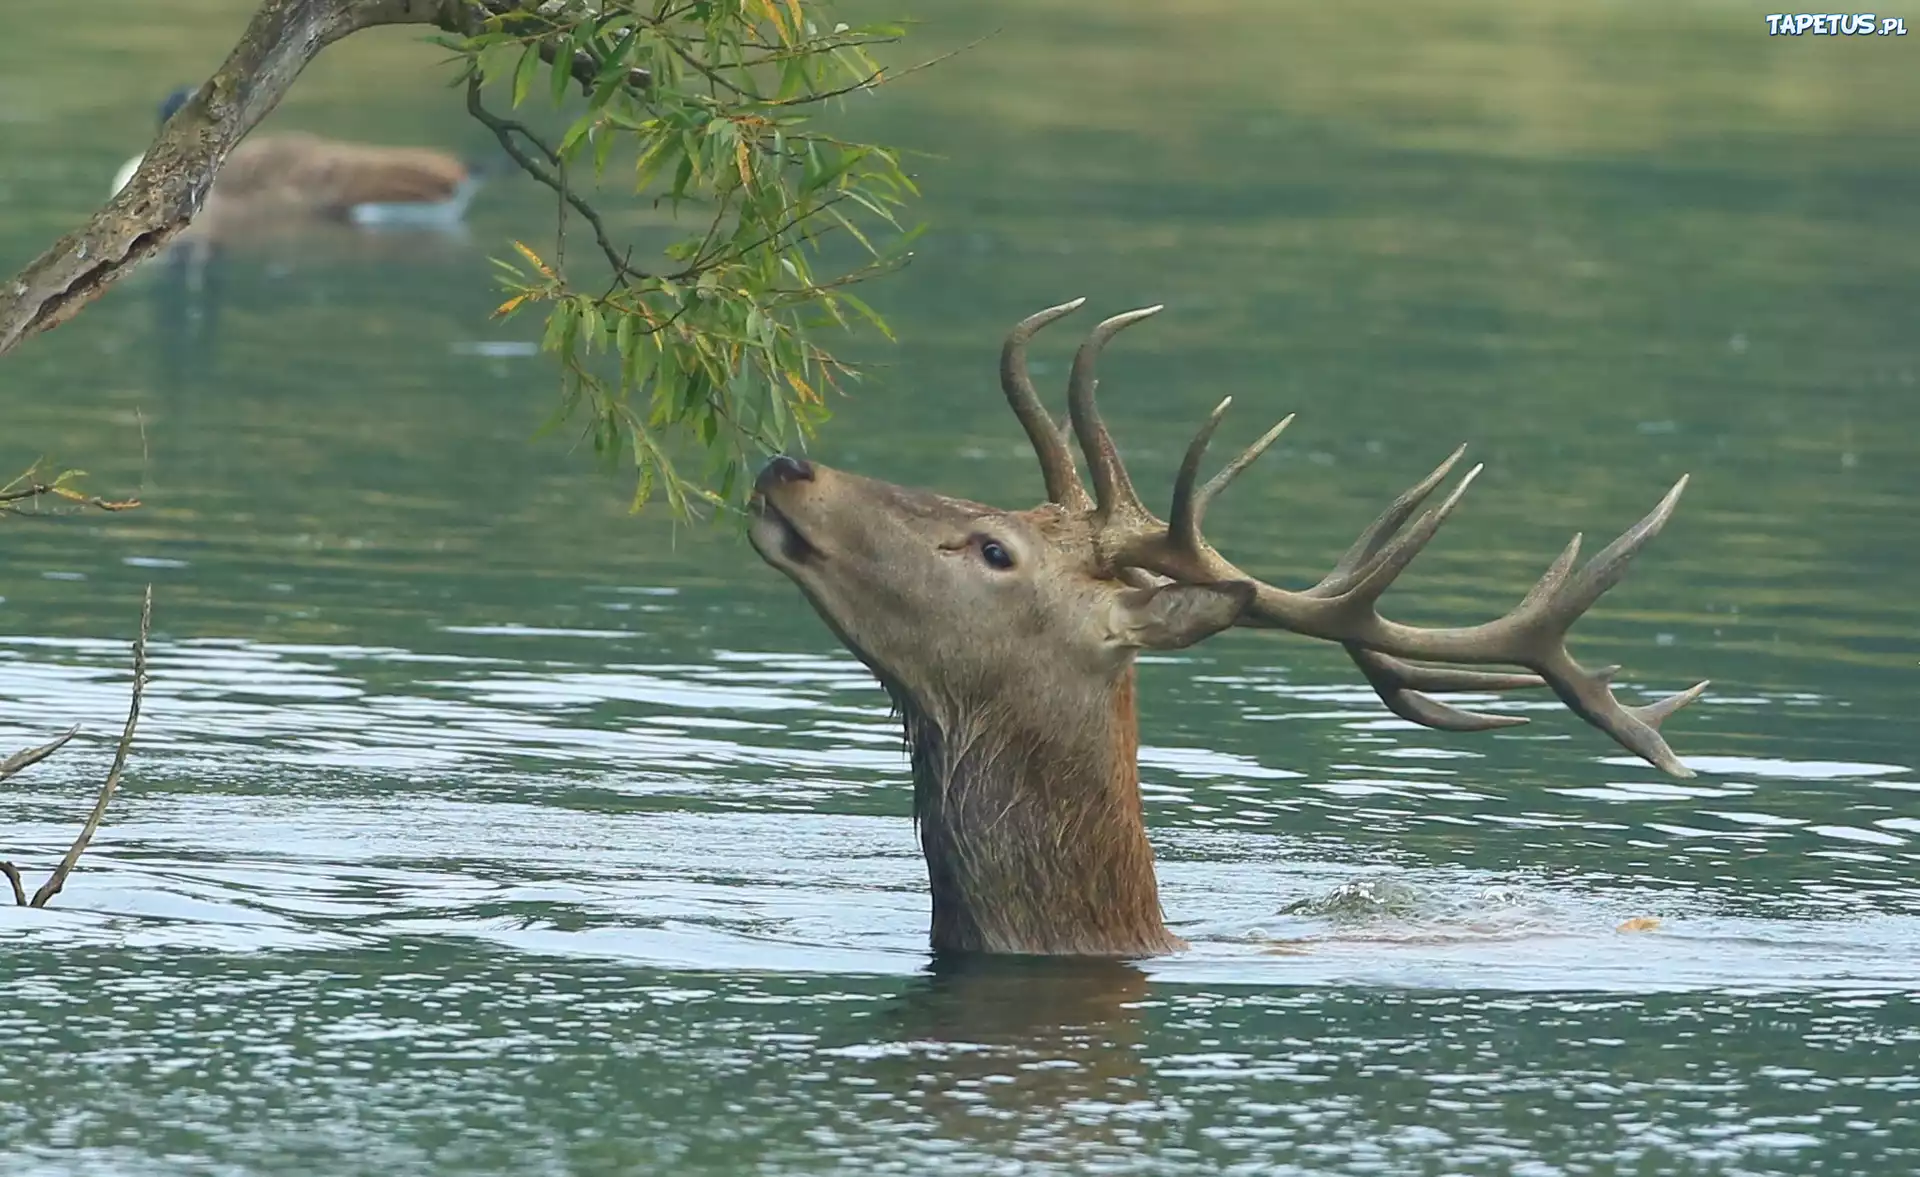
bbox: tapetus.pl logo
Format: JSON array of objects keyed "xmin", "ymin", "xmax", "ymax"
[{"xmin": 1766, "ymin": 12, "xmax": 1908, "ymax": 33}]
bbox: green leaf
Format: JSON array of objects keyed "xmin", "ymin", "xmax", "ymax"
[
  {"xmin": 576, "ymin": 299, "xmax": 602, "ymax": 352},
  {"xmin": 593, "ymin": 118, "xmax": 619, "ymax": 174},
  {"xmin": 558, "ymin": 114, "xmax": 596, "ymax": 160},
  {"xmin": 540, "ymin": 300, "xmax": 575, "ymax": 353},
  {"xmin": 614, "ymin": 312, "xmax": 636, "ymax": 366},
  {"xmin": 671, "ymin": 150, "xmax": 695, "ymax": 200},
  {"xmin": 550, "ymin": 36, "xmax": 575, "ymax": 104},
  {"xmin": 624, "ymin": 328, "xmax": 657, "ymax": 393},
  {"xmin": 512, "ymin": 44, "xmax": 541, "ymax": 108}
]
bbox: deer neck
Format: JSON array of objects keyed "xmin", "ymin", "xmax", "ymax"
[{"xmin": 897, "ymin": 667, "xmax": 1183, "ymax": 957}]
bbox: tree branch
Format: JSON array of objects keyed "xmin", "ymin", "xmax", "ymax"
[
  {"xmin": 26, "ymin": 586, "xmax": 152, "ymax": 909},
  {"xmin": 0, "ymin": 483, "xmax": 143, "ymax": 515},
  {"xmin": 0, "ymin": 727, "xmax": 79, "ymax": 784},
  {"xmin": 464, "ymin": 76, "xmax": 651, "ymax": 282},
  {"xmin": 0, "ymin": 0, "xmax": 476, "ymax": 355},
  {"xmin": 470, "ymin": 0, "xmax": 653, "ymax": 95},
  {"xmin": 0, "ymin": 0, "xmax": 669, "ymax": 355}
]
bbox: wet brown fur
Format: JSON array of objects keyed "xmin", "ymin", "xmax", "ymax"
[
  {"xmin": 751, "ymin": 465, "xmax": 1245, "ymax": 957},
  {"xmin": 905, "ymin": 667, "xmax": 1183, "ymax": 956}
]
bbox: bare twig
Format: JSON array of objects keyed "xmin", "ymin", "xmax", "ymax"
[
  {"xmin": 0, "ymin": 484, "xmax": 60, "ymax": 505},
  {"xmin": 0, "ymin": 727, "xmax": 80, "ymax": 783},
  {"xmin": 25, "ymin": 586, "xmax": 152, "ymax": 909},
  {"xmin": 464, "ymin": 75, "xmax": 652, "ymax": 282},
  {"xmin": 555, "ymin": 138, "xmax": 569, "ymax": 276},
  {"xmin": 765, "ymin": 32, "xmax": 992, "ymax": 108},
  {"xmin": 0, "ymin": 862, "xmax": 24, "ymax": 907},
  {"xmin": 0, "ymin": 483, "xmax": 143, "ymax": 514},
  {"xmin": 5, "ymin": 454, "xmax": 148, "ymax": 517}
]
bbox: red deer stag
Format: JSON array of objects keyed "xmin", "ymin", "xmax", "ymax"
[{"xmin": 748, "ymin": 299, "xmax": 1707, "ymax": 957}]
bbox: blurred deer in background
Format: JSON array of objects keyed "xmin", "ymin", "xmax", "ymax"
[{"xmin": 749, "ymin": 299, "xmax": 1708, "ymax": 958}]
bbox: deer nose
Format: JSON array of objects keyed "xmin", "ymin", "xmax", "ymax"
[{"xmin": 758, "ymin": 455, "xmax": 815, "ymax": 489}]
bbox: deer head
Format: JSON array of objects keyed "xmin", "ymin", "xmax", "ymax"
[{"xmin": 749, "ymin": 299, "xmax": 1708, "ymax": 957}]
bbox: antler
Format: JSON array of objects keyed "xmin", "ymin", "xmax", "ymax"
[
  {"xmin": 1053, "ymin": 304, "xmax": 1709, "ymax": 778},
  {"xmin": 1001, "ymin": 299, "xmax": 1093, "ymax": 509}
]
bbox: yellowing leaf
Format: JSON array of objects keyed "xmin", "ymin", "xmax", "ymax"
[
  {"xmin": 785, "ymin": 370, "xmax": 820, "ymax": 405},
  {"xmin": 757, "ymin": 0, "xmax": 789, "ymax": 42},
  {"xmin": 1616, "ymin": 916, "xmax": 1662, "ymax": 933},
  {"xmin": 494, "ymin": 294, "xmax": 530, "ymax": 318},
  {"xmin": 511, "ymin": 240, "xmax": 555, "ymax": 280}
]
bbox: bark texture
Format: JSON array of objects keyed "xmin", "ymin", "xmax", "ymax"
[{"xmin": 0, "ymin": 0, "xmax": 464, "ymax": 355}]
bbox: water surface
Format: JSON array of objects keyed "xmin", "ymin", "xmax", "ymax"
[{"xmin": 1, "ymin": 2, "xmax": 1916, "ymax": 1172}]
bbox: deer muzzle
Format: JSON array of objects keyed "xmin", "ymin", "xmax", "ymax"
[{"xmin": 750, "ymin": 455, "xmax": 825, "ymax": 568}]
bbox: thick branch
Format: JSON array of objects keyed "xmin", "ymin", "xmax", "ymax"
[
  {"xmin": 0, "ymin": 0, "xmax": 661, "ymax": 356},
  {"xmin": 0, "ymin": 0, "xmax": 473, "ymax": 355}
]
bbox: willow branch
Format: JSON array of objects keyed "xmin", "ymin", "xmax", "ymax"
[{"xmin": 464, "ymin": 76, "xmax": 652, "ymax": 282}]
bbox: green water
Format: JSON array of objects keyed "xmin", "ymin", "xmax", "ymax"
[{"xmin": 2, "ymin": 2, "xmax": 1917, "ymax": 1173}]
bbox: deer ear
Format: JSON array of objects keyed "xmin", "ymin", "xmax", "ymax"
[{"xmin": 1112, "ymin": 580, "xmax": 1254, "ymax": 651}]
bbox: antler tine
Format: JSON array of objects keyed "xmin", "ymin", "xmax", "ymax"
[
  {"xmin": 1346, "ymin": 647, "xmax": 1537, "ymax": 732},
  {"xmin": 1327, "ymin": 475, "xmax": 1705, "ymax": 776},
  {"xmin": 1113, "ymin": 422, "xmax": 1707, "ymax": 773},
  {"xmin": 1317, "ymin": 447, "xmax": 1553, "ymax": 723},
  {"xmin": 1052, "ymin": 317, "xmax": 1705, "ymax": 775},
  {"xmin": 1307, "ymin": 444, "xmax": 1468, "ymax": 598},
  {"xmin": 1336, "ymin": 463, "xmax": 1486, "ymax": 609},
  {"xmin": 1067, "ymin": 306, "xmax": 1163, "ymax": 525},
  {"xmin": 1546, "ymin": 475, "xmax": 1691, "ymax": 627},
  {"xmin": 1200, "ymin": 417, "xmax": 1293, "ymax": 513},
  {"xmin": 1159, "ymin": 417, "xmax": 1550, "ymax": 728},
  {"xmin": 1168, "ymin": 397, "xmax": 1232, "ymax": 548},
  {"xmin": 1317, "ymin": 445, "xmax": 1550, "ymax": 723},
  {"xmin": 1338, "ymin": 643, "xmax": 1549, "ymax": 732},
  {"xmin": 1505, "ymin": 476, "xmax": 1710, "ymax": 776},
  {"xmin": 1168, "ymin": 398, "xmax": 1294, "ymax": 549},
  {"xmin": 1001, "ymin": 298, "xmax": 1092, "ymax": 508}
]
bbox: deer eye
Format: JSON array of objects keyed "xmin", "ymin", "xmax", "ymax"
[{"xmin": 977, "ymin": 538, "xmax": 1016, "ymax": 571}]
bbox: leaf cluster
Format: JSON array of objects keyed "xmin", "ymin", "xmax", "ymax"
[{"xmin": 444, "ymin": 0, "xmax": 921, "ymax": 515}]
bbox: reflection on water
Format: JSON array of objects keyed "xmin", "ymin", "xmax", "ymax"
[{"xmin": 3, "ymin": 0, "xmax": 1918, "ymax": 1171}]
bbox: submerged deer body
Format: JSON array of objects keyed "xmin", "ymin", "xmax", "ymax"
[{"xmin": 749, "ymin": 300, "xmax": 1707, "ymax": 957}]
